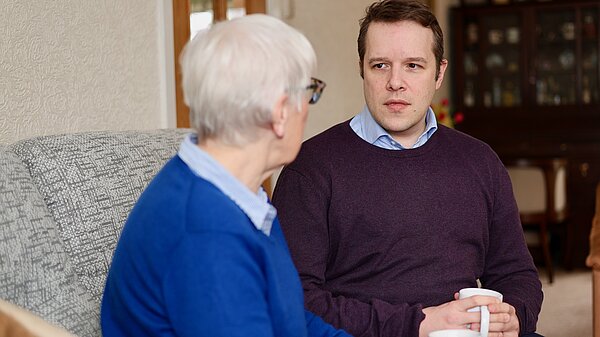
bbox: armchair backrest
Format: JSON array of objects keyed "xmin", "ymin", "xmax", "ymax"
[{"xmin": 505, "ymin": 157, "xmax": 568, "ymax": 222}]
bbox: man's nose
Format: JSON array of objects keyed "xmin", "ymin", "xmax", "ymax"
[{"xmin": 386, "ymin": 68, "xmax": 406, "ymax": 91}]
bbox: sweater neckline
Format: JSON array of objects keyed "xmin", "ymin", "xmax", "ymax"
[{"xmin": 341, "ymin": 119, "xmax": 443, "ymax": 158}]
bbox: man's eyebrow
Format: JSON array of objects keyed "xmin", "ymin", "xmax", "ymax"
[
  {"xmin": 367, "ymin": 56, "xmax": 429, "ymax": 64},
  {"xmin": 367, "ymin": 57, "xmax": 391, "ymax": 64},
  {"xmin": 405, "ymin": 57, "xmax": 428, "ymax": 64}
]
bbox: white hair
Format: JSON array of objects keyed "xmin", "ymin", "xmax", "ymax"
[{"xmin": 180, "ymin": 14, "xmax": 317, "ymax": 145}]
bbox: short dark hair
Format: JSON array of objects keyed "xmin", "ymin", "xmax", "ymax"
[{"xmin": 358, "ymin": 0, "xmax": 444, "ymax": 79}]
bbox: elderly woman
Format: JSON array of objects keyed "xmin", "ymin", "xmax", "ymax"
[{"xmin": 100, "ymin": 14, "xmax": 350, "ymax": 337}]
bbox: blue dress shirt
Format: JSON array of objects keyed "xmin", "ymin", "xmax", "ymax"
[{"xmin": 349, "ymin": 105, "xmax": 438, "ymax": 150}]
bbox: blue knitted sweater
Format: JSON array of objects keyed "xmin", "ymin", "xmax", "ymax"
[{"xmin": 101, "ymin": 156, "xmax": 351, "ymax": 337}]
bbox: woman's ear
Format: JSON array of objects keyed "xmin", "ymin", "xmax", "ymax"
[{"xmin": 271, "ymin": 94, "xmax": 289, "ymax": 138}]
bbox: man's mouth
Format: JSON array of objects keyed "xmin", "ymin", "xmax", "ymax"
[{"xmin": 384, "ymin": 99, "xmax": 410, "ymax": 110}]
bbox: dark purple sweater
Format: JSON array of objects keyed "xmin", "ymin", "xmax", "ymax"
[{"xmin": 272, "ymin": 121, "xmax": 542, "ymax": 337}]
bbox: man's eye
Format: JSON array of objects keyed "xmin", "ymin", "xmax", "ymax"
[
  {"xmin": 372, "ymin": 63, "xmax": 386, "ymax": 69},
  {"xmin": 407, "ymin": 63, "xmax": 420, "ymax": 69}
]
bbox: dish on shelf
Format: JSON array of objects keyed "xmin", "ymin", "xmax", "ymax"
[
  {"xmin": 558, "ymin": 50, "xmax": 575, "ymax": 70},
  {"xmin": 485, "ymin": 53, "xmax": 504, "ymax": 69}
]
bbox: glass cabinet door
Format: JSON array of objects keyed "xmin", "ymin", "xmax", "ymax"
[
  {"xmin": 481, "ymin": 14, "xmax": 522, "ymax": 108},
  {"xmin": 461, "ymin": 13, "xmax": 522, "ymax": 109},
  {"xmin": 462, "ymin": 18, "xmax": 479, "ymax": 108},
  {"xmin": 454, "ymin": 2, "xmax": 600, "ymax": 115},
  {"xmin": 534, "ymin": 9, "xmax": 577, "ymax": 106},
  {"xmin": 463, "ymin": 18, "xmax": 481, "ymax": 107},
  {"xmin": 581, "ymin": 6, "xmax": 599, "ymax": 105}
]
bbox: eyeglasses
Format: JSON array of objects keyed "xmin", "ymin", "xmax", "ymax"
[{"xmin": 306, "ymin": 77, "xmax": 326, "ymax": 104}]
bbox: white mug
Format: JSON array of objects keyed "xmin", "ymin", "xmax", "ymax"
[
  {"xmin": 429, "ymin": 329, "xmax": 481, "ymax": 337},
  {"xmin": 458, "ymin": 288, "xmax": 503, "ymax": 337}
]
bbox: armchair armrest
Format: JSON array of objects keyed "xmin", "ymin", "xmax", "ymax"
[
  {"xmin": 0, "ymin": 299, "xmax": 74, "ymax": 337},
  {"xmin": 587, "ymin": 182, "xmax": 600, "ymax": 337}
]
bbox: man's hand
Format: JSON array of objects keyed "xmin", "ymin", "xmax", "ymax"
[
  {"xmin": 486, "ymin": 301, "xmax": 520, "ymax": 337},
  {"xmin": 418, "ymin": 294, "xmax": 504, "ymax": 337}
]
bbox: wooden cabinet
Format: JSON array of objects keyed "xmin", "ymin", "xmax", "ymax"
[{"xmin": 451, "ymin": 0, "xmax": 600, "ymax": 268}]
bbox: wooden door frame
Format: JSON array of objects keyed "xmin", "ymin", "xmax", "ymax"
[
  {"xmin": 173, "ymin": 0, "xmax": 191, "ymax": 128},
  {"xmin": 172, "ymin": 0, "xmax": 266, "ymax": 129}
]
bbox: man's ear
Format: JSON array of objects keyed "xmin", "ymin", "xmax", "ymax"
[
  {"xmin": 359, "ymin": 59, "xmax": 364, "ymax": 79},
  {"xmin": 435, "ymin": 58, "xmax": 449, "ymax": 89},
  {"xmin": 272, "ymin": 94, "xmax": 289, "ymax": 138}
]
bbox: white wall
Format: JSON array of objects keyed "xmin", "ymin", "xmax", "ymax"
[
  {"xmin": 281, "ymin": 0, "xmax": 374, "ymax": 140},
  {"xmin": 0, "ymin": 0, "xmax": 176, "ymax": 144}
]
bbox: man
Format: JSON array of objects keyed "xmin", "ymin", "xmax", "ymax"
[
  {"xmin": 101, "ymin": 14, "xmax": 349, "ymax": 337},
  {"xmin": 272, "ymin": 1, "xmax": 543, "ymax": 337}
]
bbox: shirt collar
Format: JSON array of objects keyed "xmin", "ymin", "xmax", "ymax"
[
  {"xmin": 177, "ymin": 133, "xmax": 276, "ymax": 236},
  {"xmin": 352, "ymin": 105, "xmax": 438, "ymax": 150}
]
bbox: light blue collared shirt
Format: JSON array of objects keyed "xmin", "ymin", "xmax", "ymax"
[
  {"xmin": 349, "ymin": 105, "xmax": 438, "ymax": 150},
  {"xmin": 177, "ymin": 133, "xmax": 276, "ymax": 236}
]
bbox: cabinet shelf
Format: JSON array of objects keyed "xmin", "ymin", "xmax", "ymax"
[
  {"xmin": 487, "ymin": 42, "xmax": 520, "ymax": 48},
  {"xmin": 535, "ymin": 39, "xmax": 576, "ymax": 47},
  {"xmin": 582, "ymin": 37, "xmax": 599, "ymax": 43},
  {"xmin": 485, "ymin": 69, "xmax": 520, "ymax": 75},
  {"xmin": 536, "ymin": 69, "xmax": 576, "ymax": 75}
]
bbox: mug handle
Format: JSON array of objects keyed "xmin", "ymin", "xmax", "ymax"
[{"xmin": 479, "ymin": 305, "xmax": 490, "ymax": 337}]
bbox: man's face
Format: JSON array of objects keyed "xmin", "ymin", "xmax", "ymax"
[{"xmin": 362, "ymin": 20, "xmax": 447, "ymax": 148}]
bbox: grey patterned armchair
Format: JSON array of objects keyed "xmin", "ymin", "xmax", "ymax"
[{"xmin": 0, "ymin": 129, "xmax": 189, "ymax": 336}]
